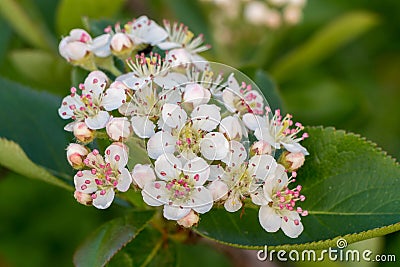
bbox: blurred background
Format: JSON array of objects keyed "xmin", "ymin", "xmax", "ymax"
[{"xmin": 0, "ymin": 0, "xmax": 399, "ymax": 266}]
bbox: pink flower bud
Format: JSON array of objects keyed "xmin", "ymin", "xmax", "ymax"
[
  {"xmin": 183, "ymin": 83, "xmax": 211, "ymax": 108},
  {"xmin": 177, "ymin": 210, "xmax": 199, "ymax": 228},
  {"xmin": 106, "ymin": 117, "xmax": 132, "ymax": 141},
  {"xmin": 283, "ymin": 152, "xmax": 305, "ymax": 171},
  {"xmin": 73, "ymin": 122, "xmax": 95, "ymax": 143},
  {"xmin": 131, "ymin": 164, "xmax": 156, "ymax": 189},
  {"xmin": 66, "ymin": 143, "xmax": 89, "ymax": 169},
  {"xmin": 208, "ymin": 180, "xmax": 229, "ymax": 201},
  {"xmin": 251, "ymin": 140, "xmax": 272, "ymax": 155},
  {"xmin": 110, "ymin": 33, "xmax": 133, "ymax": 53},
  {"xmin": 59, "ymin": 29, "xmax": 92, "ymax": 62},
  {"xmin": 74, "ymin": 191, "xmax": 93, "ymax": 206}
]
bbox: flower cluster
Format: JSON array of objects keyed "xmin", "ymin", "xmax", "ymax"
[{"xmin": 59, "ymin": 16, "xmax": 309, "ymax": 238}]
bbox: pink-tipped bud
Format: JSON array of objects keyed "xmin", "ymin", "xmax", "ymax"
[
  {"xmin": 59, "ymin": 29, "xmax": 92, "ymax": 62},
  {"xmin": 73, "ymin": 122, "xmax": 95, "ymax": 143},
  {"xmin": 66, "ymin": 143, "xmax": 89, "ymax": 169},
  {"xmin": 74, "ymin": 191, "xmax": 93, "ymax": 206},
  {"xmin": 177, "ymin": 210, "xmax": 199, "ymax": 228},
  {"xmin": 251, "ymin": 140, "xmax": 272, "ymax": 155},
  {"xmin": 110, "ymin": 32, "xmax": 133, "ymax": 55},
  {"xmin": 279, "ymin": 151, "xmax": 305, "ymax": 172},
  {"xmin": 183, "ymin": 83, "xmax": 211, "ymax": 109},
  {"xmin": 131, "ymin": 164, "xmax": 156, "ymax": 189},
  {"xmin": 106, "ymin": 117, "xmax": 132, "ymax": 141}
]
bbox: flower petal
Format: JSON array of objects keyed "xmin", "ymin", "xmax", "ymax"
[
  {"xmin": 281, "ymin": 142, "xmax": 309, "ymax": 156},
  {"xmin": 281, "ymin": 211, "xmax": 304, "ymax": 238},
  {"xmin": 224, "ymin": 193, "xmax": 242, "ymax": 212},
  {"xmin": 191, "ymin": 104, "xmax": 221, "ymax": 131},
  {"xmin": 74, "ymin": 170, "xmax": 97, "ymax": 194},
  {"xmin": 162, "ymin": 103, "xmax": 187, "ymax": 129},
  {"xmin": 104, "ymin": 143, "xmax": 129, "ymax": 168},
  {"xmin": 154, "ymin": 72, "xmax": 188, "ymax": 89},
  {"xmin": 147, "ymin": 131, "xmax": 177, "ymax": 159},
  {"xmin": 93, "ymin": 189, "xmax": 115, "ymax": 209},
  {"xmin": 131, "ymin": 164, "xmax": 156, "ymax": 189},
  {"xmin": 250, "ymin": 187, "xmax": 269, "ymax": 206},
  {"xmin": 200, "ymin": 132, "xmax": 229, "ymax": 161},
  {"xmin": 208, "ymin": 164, "xmax": 225, "ymax": 181},
  {"xmin": 157, "ymin": 41, "xmax": 181, "ymax": 50},
  {"xmin": 189, "ymin": 187, "xmax": 214, "ymax": 214},
  {"xmin": 131, "ymin": 116, "xmax": 155, "ymax": 138},
  {"xmin": 85, "ymin": 111, "xmax": 110, "ymax": 130},
  {"xmin": 221, "ymin": 140, "xmax": 247, "ymax": 167},
  {"xmin": 248, "ymin": 154, "xmax": 277, "ymax": 181},
  {"xmin": 142, "ymin": 181, "xmax": 168, "ymax": 206},
  {"xmin": 59, "ymin": 95, "xmax": 82, "ymax": 119},
  {"xmin": 117, "ymin": 168, "xmax": 132, "ymax": 192},
  {"xmin": 155, "ymin": 153, "xmax": 182, "ymax": 180},
  {"xmin": 163, "ymin": 205, "xmax": 191, "ymax": 221},
  {"xmin": 91, "ymin": 34, "xmax": 112, "ymax": 57},
  {"xmin": 102, "ymin": 88, "xmax": 126, "ymax": 111},
  {"xmin": 258, "ymin": 205, "xmax": 281, "ymax": 232},
  {"xmin": 207, "ymin": 180, "xmax": 228, "ymax": 201},
  {"xmin": 183, "ymin": 157, "xmax": 210, "ymax": 185},
  {"xmin": 242, "ymin": 113, "xmax": 265, "ymax": 131},
  {"xmin": 219, "ymin": 116, "xmax": 243, "ymax": 140},
  {"xmin": 83, "ymin": 71, "xmax": 108, "ymax": 96}
]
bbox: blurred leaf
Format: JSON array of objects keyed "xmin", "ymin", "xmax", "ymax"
[
  {"xmin": 9, "ymin": 49, "xmax": 70, "ymax": 93},
  {"xmin": 254, "ymin": 70, "xmax": 284, "ymax": 112},
  {"xmin": 56, "ymin": 0, "xmax": 125, "ymax": 35},
  {"xmin": 0, "ymin": 77, "xmax": 72, "ymax": 176},
  {"xmin": 195, "ymin": 127, "xmax": 400, "ymax": 250},
  {"xmin": 0, "ymin": 138, "xmax": 71, "ymax": 190},
  {"xmin": 163, "ymin": 0, "xmax": 213, "ymax": 46},
  {"xmin": 0, "ymin": 0, "xmax": 54, "ymax": 50},
  {"xmin": 0, "ymin": 18, "xmax": 12, "ymax": 63},
  {"xmin": 74, "ymin": 210, "xmax": 155, "ymax": 267},
  {"xmin": 271, "ymin": 11, "xmax": 379, "ymax": 82},
  {"xmin": 83, "ymin": 17, "xmax": 116, "ymax": 36}
]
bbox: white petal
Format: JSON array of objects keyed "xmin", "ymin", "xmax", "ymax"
[
  {"xmin": 242, "ymin": 113, "xmax": 265, "ymax": 131},
  {"xmin": 63, "ymin": 122, "xmax": 76, "ymax": 132},
  {"xmin": 224, "ymin": 194, "xmax": 242, "ymax": 212},
  {"xmin": 155, "ymin": 153, "xmax": 182, "ymax": 180},
  {"xmin": 250, "ymin": 188, "xmax": 269, "ymax": 206},
  {"xmin": 191, "ymin": 104, "xmax": 221, "ymax": 131},
  {"xmin": 254, "ymin": 127, "xmax": 279, "ymax": 148},
  {"xmin": 200, "ymin": 132, "xmax": 229, "ymax": 161},
  {"xmin": 208, "ymin": 164, "xmax": 225, "ymax": 181},
  {"xmin": 183, "ymin": 83, "xmax": 210, "ymax": 107},
  {"xmin": 219, "ymin": 116, "xmax": 243, "ymax": 140},
  {"xmin": 104, "ymin": 143, "xmax": 129, "ymax": 168},
  {"xmin": 59, "ymin": 95, "xmax": 82, "ymax": 119},
  {"xmin": 102, "ymin": 88, "xmax": 126, "ymax": 111},
  {"xmin": 208, "ymin": 180, "xmax": 228, "ymax": 201},
  {"xmin": 93, "ymin": 189, "xmax": 115, "ymax": 209},
  {"xmin": 83, "ymin": 71, "xmax": 108, "ymax": 96},
  {"xmin": 258, "ymin": 205, "xmax": 281, "ymax": 232},
  {"xmin": 74, "ymin": 171, "xmax": 97, "ymax": 194},
  {"xmin": 157, "ymin": 41, "xmax": 181, "ymax": 50},
  {"xmin": 190, "ymin": 54, "xmax": 209, "ymax": 71},
  {"xmin": 221, "ymin": 89, "xmax": 237, "ymax": 113},
  {"xmin": 154, "ymin": 72, "xmax": 188, "ymax": 89},
  {"xmin": 248, "ymin": 154, "xmax": 277, "ymax": 181},
  {"xmin": 167, "ymin": 48, "xmax": 191, "ymax": 67},
  {"xmin": 147, "ymin": 131, "xmax": 177, "ymax": 159},
  {"xmin": 183, "ymin": 157, "xmax": 210, "ymax": 185},
  {"xmin": 85, "ymin": 111, "xmax": 110, "ymax": 130},
  {"xmin": 91, "ymin": 34, "xmax": 112, "ymax": 57},
  {"xmin": 189, "ymin": 187, "xmax": 214, "ymax": 214},
  {"xmin": 117, "ymin": 168, "xmax": 132, "ymax": 192},
  {"xmin": 281, "ymin": 211, "xmax": 304, "ymax": 238},
  {"xmin": 281, "ymin": 142, "xmax": 309, "ymax": 155},
  {"xmin": 221, "ymin": 140, "xmax": 247, "ymax": 167},
  {"xmin": 162, "ymin": 103, "xmax": 187, "ymax": 129},
  {"xmin": 163, "ymin": 205, "xmax": 191, "ymax": 221},
  {"xmin": 119, "ymin": 73, "xmax": 147, "ymax": 90},
  {"xmin": 131, "ymin": 116, "xmax": 155, "ymax": 138},
  {"xmin": 142, "ymin": 181, "xmax": 168, "ymax": 206},
  {"xmin": 131, "ymin": 164, "xmax": 156, "ymax": 189}
]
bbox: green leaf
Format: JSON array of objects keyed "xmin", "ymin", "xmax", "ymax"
[
  {"xmin": 195, "ymin": 127, "xmax": 400, "ymax": 250},
  {"xmin": 9, "ymin": 49, "xmax": 71, "ymax": 93},
  {"xmin": 0, "ymin": 0, "xmax": 54, "ymax": 51},
  {"xmin": 271, "ymin": 11, "xmax": 379, "ymax": 82},
  {"xmin": 73, "ymin": 210, "xmax": 156, "ymax": 267},
  {"xmin": 56, "ymin": 0, "xmax": 125, "ymax": 35},
  {"xmin": 0, "ymin": 138, "xmax": 71, "ymax": 190},
  {"xmin": 0, "ymin": 77, "xmax": 72, "ymax": 177}
]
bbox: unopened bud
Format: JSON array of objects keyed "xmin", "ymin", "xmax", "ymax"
[
  {"xmin": 111, "ymin": 33, "xmax": 133, "ymax": 54},
  {"xmin": 66, "ymin": 143, "xmax": 89, "ymax": 169},
  {"xmin": 177, "ymin": 210, "xmax": 199, "ymax": 228},
  {"xmin": 279, "ymin": 151, "xmax": 305, "ymax": 171},
  {"xmin": 251, "ymin": 140, "xmax": 272, "ymax": 155},
  {"xmin": 131, "ymin": 164, "xmax": 156, "ymax": 189},
  {"xmin": 74, "ymin": 191, "xmax": 93, "ymax": 206},
  {"xmin": 183, "ymin": 83, "xmax": 211, "ymax": 109},
  {"xmin": 106, "ymin": 117, "xmax": 132, "ymax": 141},
  {"xmin": 73, "ymin": 122, "xmax": 95, "ymax": 143}
]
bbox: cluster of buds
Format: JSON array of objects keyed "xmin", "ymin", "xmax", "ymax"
[{"xmin": 60, "ymin": 16, "xmax": 309, "ymax": 238}]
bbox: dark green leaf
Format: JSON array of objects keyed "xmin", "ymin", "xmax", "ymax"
[
  {"xmin": 74, "ymin": 210, "xmax": 156, "ymax": 267},
  {"xmin": 0, "ymin": 77, "xmax": 72, "ymax": 177},
  {"xmin": 195, "ymin": 127, "xmax": 400, "ymax": 250}
]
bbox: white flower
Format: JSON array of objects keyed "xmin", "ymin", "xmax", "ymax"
[
  {"xmin": 147, "ymin": 103, "xmax": 230, "ymax": 161},
  {"xmin": 59, "ymin": 29, "xmax": 92, "ymax": 62},
  {"xmin": 219, "ymin": 115, "xmax": 244, "ymax": 140},
  {"xmin": 66, "ymin": 143, "xmax": 89, "ymax": 169},
  {"xmin": 243, "ymin": 109, "xmax": 309, "ymax": 155},
  {"xmin": 158, "ymin": 21, "xmax": 211, "ymax": 69},
  {"xmin": 74, "ymin": 144, "xmax": 132, "ymax": 209},
  {"xmin": 222, "ymin": 73, "xmax": 264, "ymax": 116},
  {"xmin": 251, "ymin": 163, "xmax": 307, "ymax": 238},
  {"xmin": 59, "ymin": 71, "xmax": 126, "ymax": 130},
  {"xmin": 125, "ymin": 16, "xmax": 168, "ymax": 47},
  {"xmin": 141, "ymin": 153, "xmax": 213, "ymax": 220},
  {"xmin": 118, "ymin": 53, "xmax": 187, "ymax": 90},
  {"xmin": 131, "ymin": 164, "xmax": 156, "ymax": 189},
  {"xmin": 106, "ymin": 117, "xmax": 132, "ymax": 141}
]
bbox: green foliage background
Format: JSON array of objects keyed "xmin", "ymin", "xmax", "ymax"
[{"xmin": 0, "ymin": 0, "xmax": 399, "ymax": 266}]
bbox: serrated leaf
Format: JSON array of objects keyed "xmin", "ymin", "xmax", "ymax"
[
  {"xmin": 0, "ymin": 138, "xmax": 71, "ymax": 190},
  {"xmin": 74, "ymin": 210, "xmax": 156, "ymax": 267},
  {"xmin": 271, "ymin": 11, "xmax": 379, "ymax": 82},
  {"xmin": 195, "ymin": 127, "xmax": 400, "ymax": 250},
  {"xmin": 56, "ymin": 0, "xmax": 125, "ymax": 35},
  {"xmin": 0, "ymin": 77, "xmax": 72, "ymax": 177}
]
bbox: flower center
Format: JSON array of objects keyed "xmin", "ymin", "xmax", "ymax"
[
  {"xmin": 270, "ymin": 184, "xmax": 307, "ymax": 216},
  {"xmin": 175, "ymin": 123, "xmax": 204, "ymax": 155},
  {"xmin": 165, "ymin": 174, "xmax": 194, "ymax": 200}
]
